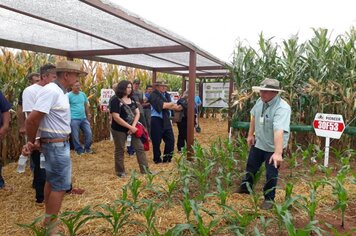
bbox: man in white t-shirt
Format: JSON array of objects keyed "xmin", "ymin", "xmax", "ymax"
[
  {"xmin": 22, "ymin": 64, "xmax": 57, "ymax": 203},
  {"xmin": 22, "ymin": 61, "xmax": 87, "ymax": 234}
]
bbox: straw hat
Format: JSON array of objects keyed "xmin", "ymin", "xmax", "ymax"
[
  {"xmin": 252, "ymin": 78, "xmax": 285, "ymax": 92},
  {"xmin": 154, "ymin": 79, "xmax": 168, "ymax": 87},
  {"xmin": 54, "ymin": 61, "xmax": 87, "ymax": 77}
]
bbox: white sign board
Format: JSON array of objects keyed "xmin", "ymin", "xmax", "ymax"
[
  {"xmin": 313, "ymin": 113, "xmax": 345, "ymax": 139},
  {"xmin": 100, "ymin": 89, "xmax": 115, "ymax": 112},
  {"xmin": 100, "ymin": 89, "xmax": 115, "ymax": 105},
  {"xmin": 202, "ymin": 82, "xmax": 229, "ymax": 108}
]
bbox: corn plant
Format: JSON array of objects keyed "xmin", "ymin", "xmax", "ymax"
[
  {"xmin": 215, "ymin": 177, "xmax": 228, "ymax": 206},
  {"xmin": 17, "ymin": 215, "xmax": 57, "ymax": 236},
  {"xmin": 221, "ymin": 206, "xmax": 257, "ymax": 235},
  {"xmin": 93, "ymin": 199, "xmax": 133, "ymax": 236},
  {"xmin": 128, "ymin": 172, "xmax": 143, "ymax": 203},
  {"xmin": 190, "ymin": 200, "xmax": 222, "ymax": 236},
  {"xmin": 258, "ymin": 216, "xmax": 272, "ymax": 236},
  {"xmin": 189, "ymin": 143, "xmax": 216, "ymax": 200},
  {"xmin": 59, "ymin": 205, "xmax": 94, "ymax": 236},
  {"xmin": 284, "ymin": 182, "xmax": 294, "ymax": 204},
  {"xmin": 281, "ymin": 209, "xmax": 323, "ymax": 236},
  {"xmin": 329, "ymin": 171, "xmax": 349, "ymax": 228},
  {"xmin": 158, "ymin": 175, "xmax": 180, "ymax": 206},
  {"xmin": 140, "ymin": 200, "xmax": 162, "ymax": 236},
  {"xmin": 181, "ymin": 178, "xmax": 192, "ymax": 223},
  {"xmin": 300, "ymin": 181, "xmax": 323, "ymax": 222},
  {"xmin": 273, "ymin": 196, "xmax": 301, "ymax": 234}
]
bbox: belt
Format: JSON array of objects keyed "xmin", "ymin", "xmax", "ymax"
[{"xmin": 40, "ymin": 137, "xmax": 69, "ymax": 143}]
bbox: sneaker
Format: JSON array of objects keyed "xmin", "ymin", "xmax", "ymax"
[
  {"xmin": 85, "ymin": 149, "xmax": 95, "ymax": 154},
  {"xmin": 118, "ymin": 173, "xmax": 126, "ymax": 178},
  {"xmin": 260, "ymin": 200, "xmax": 274, "ymax": 210}
]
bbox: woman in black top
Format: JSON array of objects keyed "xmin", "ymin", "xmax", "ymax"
[{"xmin": 109, "ymin": 80, "xmax": 149, "ymax": 177}]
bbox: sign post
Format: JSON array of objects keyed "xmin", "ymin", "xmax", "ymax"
[
  {"xmin": 100, "ymin": 89, "xmax": 115, "ymax": 112},
  {"xmin": 313, "ymin": 113, "xmax": 345, "ymax": 167}
]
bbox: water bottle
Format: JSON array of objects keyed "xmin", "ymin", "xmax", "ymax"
[
  {"xmin": 40, "ymin": 153, "xmax": 45, "ymax": 169},
  {"xmin": 126, "ymin": 134, "xmax": 132, "ymax": 146},
  {"xmin": 17, "ymin": 155, "xmax": 28, "ymax": 173}
]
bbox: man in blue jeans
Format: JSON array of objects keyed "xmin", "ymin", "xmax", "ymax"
[
  {"xmin": 0, "ymin": 92, "xmax": 11, "ymax": 189},
  {"xmin": 236, "ymin": 78, "xmax": 291, "ymax": 210},
  {"xmin": 23, "ymin": 60, "xmax": 87, "ymax": 234},
  {"xmin": 68, "ymin": 81, "xmax": 93, "ymax": 155}
]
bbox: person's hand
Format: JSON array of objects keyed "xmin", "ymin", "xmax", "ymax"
[
  {"xmin": 247, "ymin": 135, "xmax": 255, "ymax": 147},
  {"xmin": 22, "ymin": 142, "xmax": 35, "ymax": 156},
  {"xmin": 129, "ymin": 126, "xmax": 138, "ymax": 134},
  {"xmin": 269, "ymin": 153, "xmax": 283, "ymax": 168}
]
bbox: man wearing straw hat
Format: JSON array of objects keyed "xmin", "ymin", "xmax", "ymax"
[
  {"xmin": 236, "ymin": 78, "xmax": 291, "ymax": 210},
  {"xmin": 22, "ymin": 60, "xmax": 87, "ymax": 232},
  {"xmin": 149, "ymin": 79, "xmax": 180, "ymax": 164}
]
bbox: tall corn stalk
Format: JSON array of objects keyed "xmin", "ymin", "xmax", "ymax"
[{"xmin": 230, "ymin": 28, "xmax": 356, "ymax": 147}]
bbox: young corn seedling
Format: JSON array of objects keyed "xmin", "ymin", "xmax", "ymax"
[
  {"xmin": 221, "ymin": 206, "xmax": 257, "ymax": 235},
  {"xmin": 141, "ymin": 200, "xmax": 161, "ymax": 236},
  {"xmin": 93, "ymin": 199, "xmax": 132, "ymax": 236},
  {"xmin": 128, "ymin": 172, "xmax": 143, "ymax": 203},
  {"xmin": 159, "ymin": 175, "xmax": 180, "ymax": 206},
  {"xmin": 181, "ymin": 179, "xmax": 192, "ymax": 223},
  {"xmin": 300, "ymin": 180, "xmax": 323, "ymax": 222},
  {"xmin": 331, "ymin": 174, "xmax": 348, "ymax": 228},
  {"xmin": 17, "ymin": 215, "xmax": 56, "ymax": 236},
  {"xmin": 258, "ymin": 216, "xmax": 272, "ymax": 236},
  {"xmin": 281, "ymin": 209, "xmax": 323, "ymax": 236},
  {"xmin": 190, "ymin": 199, "xmax": 222, "ymax": 236},
  {"xmin": 273, "ymin": 195, "xmax": 301, "ymax": 234},
  {"xmin": 215, "ymin": 177, "xmax": 228, "ymax": 206},
  {"xmin": 59, "ymin": 206, "xmax": 94, "ymax": 236}
]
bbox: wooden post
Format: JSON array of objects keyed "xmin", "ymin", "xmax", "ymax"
[
  {"xmin": 152, "ymin": 69, "xmax": 157, "ymax": 85},
  {"xmin": 187, "ymin": 51, "xmax": 196, "ymax": 155},
  {"xmin": 228, "ymin": 76, "xmax": 234, "ymax": 131}
]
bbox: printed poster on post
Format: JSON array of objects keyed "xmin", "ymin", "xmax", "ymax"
[
  {"xmin": 202, "ymin": 82, "xmax": 229, "ymax": 108},
  {"xmin": 100, "ymin": 89, "xmax": 115, "ymax": 112}
]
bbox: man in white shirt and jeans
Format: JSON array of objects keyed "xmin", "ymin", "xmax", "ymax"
[
  {"xmin": 23, "ymin": 61, "xmax": 87, "ymax": 234},
  {"xmin": 22, "ymin": 64, "xmax": 57, "ymax": 203}
]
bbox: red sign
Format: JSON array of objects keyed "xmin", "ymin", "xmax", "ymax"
[{"xmin": 313, "ymin": 120, "xmax": 345, "ymax": 132}]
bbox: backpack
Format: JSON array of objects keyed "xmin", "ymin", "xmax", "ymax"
[{"xmin": 135, "ymin": 122, "xmax": 150, "ymax": 151}]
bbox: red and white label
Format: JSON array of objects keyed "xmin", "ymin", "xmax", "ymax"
[{"xmin": 313, "ymin": 113, "xmax": 345, "ymax": 139}]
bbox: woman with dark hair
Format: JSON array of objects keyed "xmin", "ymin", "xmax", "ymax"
[{"xmin": 109, "ymin": 80, "xmax": 149, "ymax": 177}]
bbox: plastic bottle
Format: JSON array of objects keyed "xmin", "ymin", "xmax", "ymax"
[
  {"xmin": 126, "ymin": 134, "xmax": 132, "ymax": 146},
  {"xmin": 40, "ymin": 153, "xmax": 45, "ymax": 169},
  {"xmin": 17, "ymin": 155, "xmax": 28, "ymax": 173}
]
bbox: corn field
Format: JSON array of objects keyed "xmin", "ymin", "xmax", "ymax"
[
  {"xmin": 0, "ymin": 48, "xmax": 171, "ymax": 163},
  {"xmin": 230, "ymin": 28, "xmax": 356, "ymax": 126}
]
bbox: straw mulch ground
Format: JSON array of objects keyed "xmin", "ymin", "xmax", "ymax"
[
  {"xmin": 0, "ymin": 117, "xmax": 229, "ymax": 235},
  {"xmin": 0, "ymin": 117, "xmax": 355, "ymax": 235}
]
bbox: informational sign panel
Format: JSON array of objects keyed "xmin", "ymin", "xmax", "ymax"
[
  {"xmin": 202, "ymin": 82, "xmax": 229, "ymax": 108},
  {"xmin": 100, "ymin": 89, "xmax": 115, "ymax": 112},
  {"xmin": 313, "ymin": 113, "xmax": 345, "ymax": 139}
]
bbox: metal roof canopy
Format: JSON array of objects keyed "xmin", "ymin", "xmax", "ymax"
[{"xmin": 0, "ymin": 0, "xmax": 231, "ymax": 152}]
